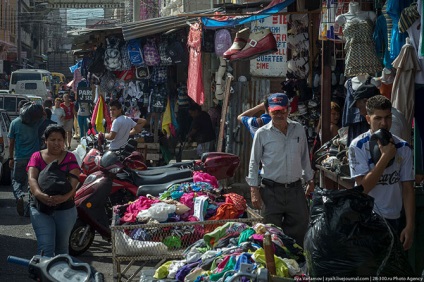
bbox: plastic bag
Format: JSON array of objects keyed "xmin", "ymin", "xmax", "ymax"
[
  {"xmin": 19, "ymin": 102, "xmax": 44, "ymax": 125},
  {"xmin": 304, "ymin": 187, "xmax": 414, "ymax": 277}
]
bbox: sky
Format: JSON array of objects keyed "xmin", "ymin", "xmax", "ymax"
[{"xmin": 67, "ymin": 8, "xmax": 104, "ymax": 27}]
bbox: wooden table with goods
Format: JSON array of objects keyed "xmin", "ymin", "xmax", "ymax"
[{"xmin": 316, "ymin": 165, "xmax": 354, "ymax": 189}]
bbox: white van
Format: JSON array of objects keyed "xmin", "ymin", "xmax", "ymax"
[
  {"xmin": 0, "ymin": 93, "xmax": 30, "ymax": 120},
  {"xmin": 9, "ymin": 69, "xmax": 52, "ymax": 100}
]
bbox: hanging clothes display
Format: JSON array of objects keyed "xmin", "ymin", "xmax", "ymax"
[
  {"xmin": 342, "ymin": 19, "xmax": 382, "ymax": 77},
  {"xmin": 187, "ymin": 23, "xmax": 205, "ymax": 105},
  {"xmin": 391, "ymin": 39, "xmax": 420, "ymax": 138}
]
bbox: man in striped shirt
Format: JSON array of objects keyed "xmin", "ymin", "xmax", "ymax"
[{"xmin": 246, "ymin": 93, "xmax": 314, "ymax": 247}]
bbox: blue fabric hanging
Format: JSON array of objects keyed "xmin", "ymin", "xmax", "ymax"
[{"xmin": 201, "ymin": 0, "xmax": 295, "ymax": 29}]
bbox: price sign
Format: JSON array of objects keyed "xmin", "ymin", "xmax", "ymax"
[{"xmin": 77, "ymin": 87, "xmax": 93, "ymax": 103}]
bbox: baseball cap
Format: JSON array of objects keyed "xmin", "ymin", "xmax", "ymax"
[
  {"xmin": 350, "ymin": 85, "xmax": 378, "ymax": 109},
  {"xmin": 267, "ymin": 93, "xmax": 289, "ymax": 112}
]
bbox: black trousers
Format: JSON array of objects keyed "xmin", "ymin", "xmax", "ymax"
[{"xmin": 259, "ymin": 181, "xmax": 310, "ymax": 247}]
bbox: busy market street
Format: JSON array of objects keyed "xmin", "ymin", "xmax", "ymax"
[{"xmin": 1, "ymin": 0, "xmax": 424, "ymax": 281}]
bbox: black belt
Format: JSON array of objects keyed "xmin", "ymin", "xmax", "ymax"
[{"xmin": 261, "ymin": 178, "xmax": 301, "ymax": 188}]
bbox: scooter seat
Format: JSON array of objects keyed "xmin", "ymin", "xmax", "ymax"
[
  {"xmin": 132, "ymin": 168, "xmax": 193, "ymax": 186},
  {"xmin": 136, "ymin": 167, "xmax": 180, "ymax": 176},
  {"xmin": 147, "ymin": 161, "xmax": 193, "ymax": 170},
  {"xmin": 136, "ymin": 177, "xmax": 193, "ymax": 197}
]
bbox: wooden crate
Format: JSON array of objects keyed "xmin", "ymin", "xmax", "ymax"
[{"xmin": 136, "ymin": 142, "xmax": 161, "ymax": 161}]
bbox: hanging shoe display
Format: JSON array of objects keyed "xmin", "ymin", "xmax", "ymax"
[
  {"xmin": 229, "ymin": 28, "xmax": 277, "ymax": 61},
  {"xmin": 223, "ymin": 27, "xmax": 250, "ymax": 59}
]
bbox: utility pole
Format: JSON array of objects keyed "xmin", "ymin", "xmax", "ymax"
[{"xmin": 17, "ymin": 0, "xmax": 22, "ymax": 67}]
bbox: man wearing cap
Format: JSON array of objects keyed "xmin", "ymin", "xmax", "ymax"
[
  {"xmin": 348, "ymin": 95, "xmax": 415, "ymax": 250},
  {"xmin": 351, "ymin": 86, "xmax": 409, "ymax": 142},
  {"xmin": 246, "ymin": 93, "xmax": 314, "ymax": 247}
]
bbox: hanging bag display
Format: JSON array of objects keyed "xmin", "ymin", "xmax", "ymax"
[
  {"xmin": 158, "ymin": 35, "xmax": 173, "ymax": 66},
  {"xmin": 127, "ymin": 39, "xmax": 145, "ymax": 67},
  {"xmin": 88, "ymin": 44, "xmax": 106, "ymax": 75},
  {"xmin": 150, "ymin": 66, "xmax": 168, "ymax": 84},
  {"xmin": 104, "ymin": 37, "xmax": 122, "ymax": 71},
  {"xmin": 135, "ymin": 66, "xmax": 150, "ymax": 80},
  {"xmin": 143, "ymin": 38, "xmax": 161, "ymax": 66},
  {"xmin": 214, "ymin": 29, "xmax": 232, "ymax": 56},
  {"xmin": 120, "ymin": 42, "xmax": 132, "ymax": 70}
]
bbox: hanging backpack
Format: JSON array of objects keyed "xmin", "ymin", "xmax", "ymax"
[
  {"xmin": 150, "ymin": 66, "xmax": 168, "ymax": 84},
  {"xmin": 158, "ymin": 35, "xmax": 173, "ymax": 66},
  {"xmin": 104, "ymin": 37, "xmax": 122, "ymax": 71},
  {"xmin": 143, "ymin": 38, "xmax": 161, "ymax": 66},
  {"xmin": 120, "ymin": 42, "xmax": 132, "ymax": 70},
  {"xmin": 214, "ymin": 29, "xmax": 232, "ymax": 56},
  {"xmin": 88, "ymin": 44, "xmax": 106, "ymax": 75},
  {"xmin": 150, "ymin": 84, "xmax": 167, "ymax": 113},
  {"xmin": 135, "ymin": 66, "xmax": 150, "ymax": 80},
  {"xmin": 127, "ymin": 39, "xmax": 145, "ymax": 67}
]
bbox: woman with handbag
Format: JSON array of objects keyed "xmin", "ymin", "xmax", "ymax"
[{"xmin": 27, "ymin": 125, "xmax": 80, "ymax": 257}]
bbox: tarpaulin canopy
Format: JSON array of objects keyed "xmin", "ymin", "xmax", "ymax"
[{"xmin": 201, "ymin": 0, "xmax": 295, "ymax": 28}]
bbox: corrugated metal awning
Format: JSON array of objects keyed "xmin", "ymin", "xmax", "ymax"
[{"xmin": 121, "ymin": 8, "xmax": 223, "ymax": 41}]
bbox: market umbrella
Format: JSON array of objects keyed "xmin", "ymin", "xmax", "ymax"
[{"xmin": 391, "ymin": 39, "xmax": 420, "ymax": 141}]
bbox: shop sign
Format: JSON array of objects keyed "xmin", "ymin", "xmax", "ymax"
[
  {"xmin": 250, "ymin": 15, "xmax": 287, "ymax": 77},
  {"xmin": 77, "ymin": 87, "xmax": 93, "ymax": 103}
]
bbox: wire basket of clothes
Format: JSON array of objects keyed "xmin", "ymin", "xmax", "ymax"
[{"xmin": 110, "ymin": 181, "xmax": 262, "ymax": 281}]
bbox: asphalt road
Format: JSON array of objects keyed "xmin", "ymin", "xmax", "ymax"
[{"xmin": 0, "ymin": 183, "xmax": 119, "ymax": 281}]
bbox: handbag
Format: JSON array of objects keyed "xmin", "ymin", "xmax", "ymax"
[{"xmin": 34, "ymin": 159, "xmax": 79, "ymax": 214}]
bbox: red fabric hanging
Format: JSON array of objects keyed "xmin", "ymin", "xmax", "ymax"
[{"xmin": 187, "ymin": 23, "xmax": 205, "ymax": 105}]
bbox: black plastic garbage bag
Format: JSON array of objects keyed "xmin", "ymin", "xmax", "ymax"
[
  {"xmin": 19, "ymin": 102, "xmax": 44, "ymax": 125},
  {"xmin": 304, "ymin": 187, "xmax": 414, "ymax": 277}
]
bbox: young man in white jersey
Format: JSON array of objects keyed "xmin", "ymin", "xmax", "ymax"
[
  {"xmin": 348, "ymin": 95, "xmax": 415, "ymax": 250},
  {"xmin": 105, "ymin": 100, "xmax": 143, "ymax": 151}
]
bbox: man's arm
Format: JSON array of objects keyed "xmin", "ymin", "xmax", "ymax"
[
  {"xmin": 400, "ymin": 181, "xmax": 415, "ymax": 250},
  {"xmin": 246, "ymin": 133, "xmax": 263, "ymax": 209},
  {"xmin": 8, "ymin": 138, "xmax": 15, "ymax": 168},
  {"xmin": 237, "ymin": 103, "xmax": 265, "ymax": 123},
  {"xmin": 354, "ymin": 141, "xmax": 396, "ymax": 194},
  {"xmin": 105, "ymin": 131, "xmax": 117, "ymax": 140},
  {"xmin": 129, "ymin": 118, "xmax": 145, "ymax": 136}
]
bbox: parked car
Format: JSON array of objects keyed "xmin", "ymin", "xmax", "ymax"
[
  {"xmin": 0, "ymin": 90, "xmax": 10, "ymax": 94},
  {"xmin": 25, "ymin": 95, "xmax": 43, "ymax": 105},
  {"xmin": 0, "ymin": 109, "xmax": 12, "ymax": 184},
  {"xmin": 0, "ymin": 93, "xmax": 30, "ymax": 120}
]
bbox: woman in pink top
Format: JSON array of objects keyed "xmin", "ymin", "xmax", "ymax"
[{"xmin": 27, "ymin": 125, "xmax": 80, "ymax": 257}]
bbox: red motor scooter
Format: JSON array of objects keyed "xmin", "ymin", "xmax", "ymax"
[
  {"xmin": 79, "ymin": 133, "xmax": 146, "ymax": 185},
  {"xmin": 68, "ymin": 150, "xmax": 240, "ymax": 256}
]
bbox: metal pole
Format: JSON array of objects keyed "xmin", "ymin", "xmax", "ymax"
[
  {"xmin": 17, "ymin": 0, "xmax": 22, "ymax": 67},
  {"xmin": 133, "ymin": 0, "xmax": 140, "ymax": 22}
]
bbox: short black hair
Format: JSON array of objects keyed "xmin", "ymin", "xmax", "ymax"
[
  {"xmin": 44, "ymin": 124, "xmax": 66, "ymax": 140},
  {"xmin": 43, "ymin": 99, "xmax": 53, "ymax": 108},
  {"xmin": 109, "ymin": 100, "xmax": 122, "ymax": 109},
  {"xmin": 366, "ymin": 95, "xmax": 392, "ymax": 115},
  {"xmin": 44, "ymin": 108, "xmax": 52, "ymax": 120}
]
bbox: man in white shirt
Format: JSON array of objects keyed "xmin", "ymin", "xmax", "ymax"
[
  {"xmin": 348, "ymin": 95, "xmax": 415, "ymax": 250},
  {"xmin": 52, "ymin": 98, "xmax": 65, "ymax": 127},
  {"xmin": 105, "ymin": 100, "xmax": 143, "ymax": 151}
]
